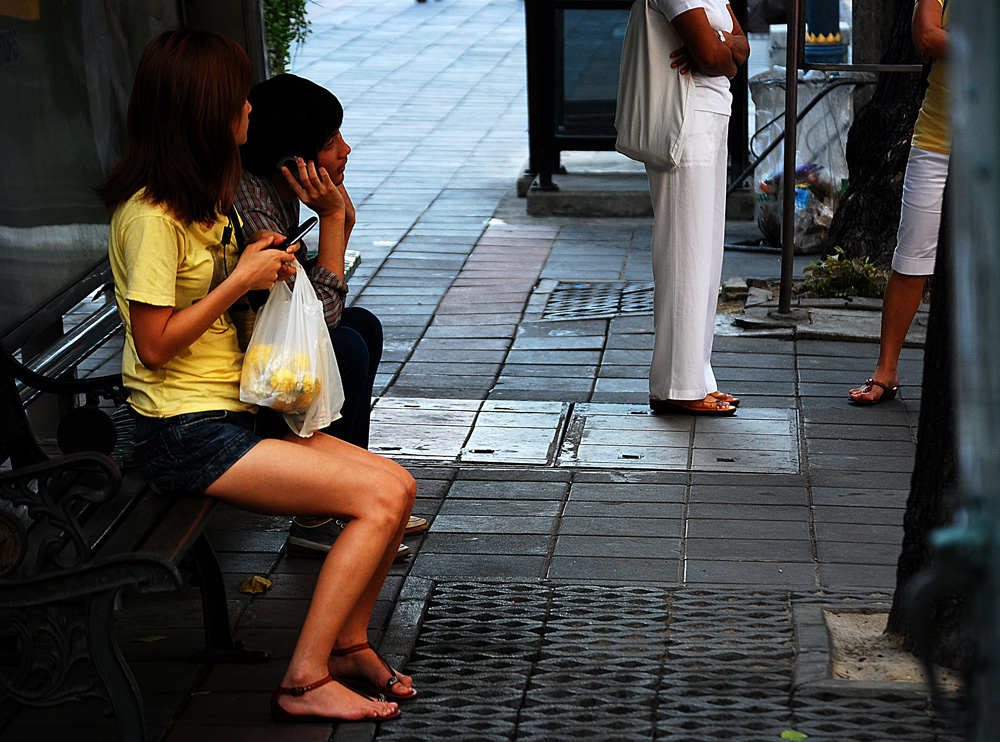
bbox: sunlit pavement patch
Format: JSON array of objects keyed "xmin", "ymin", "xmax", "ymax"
[{"xmin": 370, "ymin": 399, "xmax": 799, "ymax": 474}]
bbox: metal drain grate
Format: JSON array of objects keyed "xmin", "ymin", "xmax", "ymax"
[
  {"xmin": 542, "ymin": 282, "xmax": 654, "ymax": 321},
  {"xmin": 656, "ymin": 589, "xmax": 795, "ymax": 741},
  {"xmin": 376, "ymin": 584, "xmax": 968, "ymax": 742}
]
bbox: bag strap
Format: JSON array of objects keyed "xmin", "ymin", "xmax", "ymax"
[
  {"xmin": 229, "ymin": 206, "xmax": 270, "ymax": 311},
  {"xmin": 228, "ymin": 206, "xmax": 246, "ymax": 253}
]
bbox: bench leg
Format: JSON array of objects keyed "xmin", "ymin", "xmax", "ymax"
[
  {"xmin": 186, "ymin": 534, "xmax": 269, "ymax": 664},
  {"xmin": 87, "ymin": 590, "xmax": 147, "ymax": 742}
]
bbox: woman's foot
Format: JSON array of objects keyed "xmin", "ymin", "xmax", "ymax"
[
  {"xmin": 848, "ymin": 377, "xmax": 899, "ymax": 404},
  {"xmin": 709, "ymin": 391, "xmax": 740, "ymax": 407},
  {"xmin": 271, "ymin": 674, "xmax": 399, "ymax": 722},
  {"xmin": 649, "ymin": 395, "xmax": 736, "ymax": 416},
  {"xmin": 330, "ymin": 641, "xmax": 417, "ymax": 701}
]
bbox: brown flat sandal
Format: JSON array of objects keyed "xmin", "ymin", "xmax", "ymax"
[
  {"xmin": 270, "ymin": 674, "xmax": 400, "ymax": 722},
  {"xmin": 331, "ymin": 641, "xmax": 418, "ymax": 701},
  {"xmin": 710, "ymin": 391, "xmax": 740, "ymax": 407},
  {"xmin": 849, "ymin": 378, "xmax": 898, "ymax": 405},
  {"xmin": 649, "ymin": 397, "xmax": 736, "ymax": 416}
]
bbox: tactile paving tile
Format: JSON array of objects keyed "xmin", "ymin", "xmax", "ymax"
[
  {"xmin": 377, "ymin": 584, "xmax": 967, "ymax": 741},
  {"xmin": 791, "ymin": 693, "xmax": 938, "ymax": 741},
  {"xmin": 654, "ymin": 589, "xmax": 796, "ymax": 738},
  {"xmin": 541, "ymin": 281, "xmax": 654, "ymax": 321}
]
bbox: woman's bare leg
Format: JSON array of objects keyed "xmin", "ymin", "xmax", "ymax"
[
  {"xmin": 290, "ymin": 435, "xmax": 417, "ymax": 690},
  {"xmin": 851, "ymin": 271, "xmax": 927, "ymax": 402},
  {"xmin": 205, "ymin": 435, "xmax": 410, "ymax": 718}
]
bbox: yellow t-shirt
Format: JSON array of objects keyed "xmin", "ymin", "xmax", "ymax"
[
  {"xmin": 911, "ymin": 0, "xmax": 949, "ymax": 155},
  {"xmin": 108, "ymin": 191, "xmax": 254, "ymax": 418}
]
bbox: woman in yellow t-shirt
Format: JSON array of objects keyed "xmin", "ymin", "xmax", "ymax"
[
  {"xmin": 850, "ymin": 0, "xmax": 949, "ymax": 404},
  {"xmin": 98, "ymin": 30, "xmax": 415, "ymax": 722}
]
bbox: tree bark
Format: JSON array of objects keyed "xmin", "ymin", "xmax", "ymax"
[
  {"xmin": 825, "ymin": 0, "xmax": 923, "ymax": 266},
  {"xmin": 885, "ymin": 185, "xmax": 965, "ymax": 667}
]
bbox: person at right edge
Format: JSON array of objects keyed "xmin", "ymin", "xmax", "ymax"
[
  {"xmin": 849, "ymin": 0, "xmax": 948, "ymax": 404},
  {"xmin": 645, "ymin": 0, "xmax": 749, "ymax": 416}
]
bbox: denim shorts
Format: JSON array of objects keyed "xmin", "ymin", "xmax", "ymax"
[{"xmin": 131, "ymin": 408, "xmax": 287, "ymax": 495}]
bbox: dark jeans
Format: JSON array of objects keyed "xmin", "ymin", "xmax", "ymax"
[{"xmin": 323, "ymin": 306, "xmax": 382, "ymax": 449}]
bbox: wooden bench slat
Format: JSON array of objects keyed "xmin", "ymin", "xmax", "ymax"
[
  {"xmin": 133, "ymin": 495, "xmax": 218, "ymax": 564},
  {"xmin": 91, "ymin": 478, "xmax": 217, "ymax": 564}
]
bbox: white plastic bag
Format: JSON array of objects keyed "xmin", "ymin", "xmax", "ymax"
[{"xmin": 239, "ymin": 260, "xmax": 344, "ymax": 437}]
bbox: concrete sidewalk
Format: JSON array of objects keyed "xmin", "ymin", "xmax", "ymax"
[{"xmin": 0, "ymin": 1, "xmax": 962, "ymax": 740}]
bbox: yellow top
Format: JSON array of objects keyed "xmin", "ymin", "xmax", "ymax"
[
  {"xmin": 108, "ymin": 191, "xmax": 254, "ymax": 418},
  {"xmin": 911, "ymin": 0, "xmax": 949, "ymax": 155}
]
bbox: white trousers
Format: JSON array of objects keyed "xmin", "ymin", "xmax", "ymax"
[
  {"xmin": 645, "ymin": 109, "xmax": 729, "ymax": 401},
  {"xmin": 891, "ymin": 146, "xmax": 950, "ymax": 277}
]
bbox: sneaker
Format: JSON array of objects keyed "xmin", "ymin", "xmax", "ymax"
[
  {"xmin": 287, "ymin": 518, "xmax": 411, "ymax": 562},
  {"xmin": 405, "ymin": 516, "xmax": 429, "ymax": 535}
]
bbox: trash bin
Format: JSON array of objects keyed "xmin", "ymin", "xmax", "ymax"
[{"xmin": 749, "ymin": 68, "xmax": 872, "ymax": 254}]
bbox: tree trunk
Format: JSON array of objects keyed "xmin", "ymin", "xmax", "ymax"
[
  {"xmin": 885, "ymin": 185, "xmax": 965, "ymax": 667},
  {"xmin": 825, "ymin": 0, "xmax": 923, "ymax": 266}
]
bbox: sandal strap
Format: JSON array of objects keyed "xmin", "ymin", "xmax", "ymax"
[
  {"xmin": 862, "ymin": 378, "xmax": 892, "ymax": 393},
  {"xmin": 332, "ymin": 641, "xmax": 402, "ymax": 690},
  {"xmin": 331, "ymin": 641, "xmax": 373, "ymax": 657},
  {"xmin": 276, "ymin": 674, "xmax": 335, "ymax": 697}
]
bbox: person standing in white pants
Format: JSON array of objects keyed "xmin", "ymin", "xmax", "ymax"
[{"xmin": 645, "ymin": 0, "xmax": 749, "ymax": 415}]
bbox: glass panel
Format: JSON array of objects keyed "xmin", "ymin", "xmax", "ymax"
[
  {"xmin": 558, "ymin": 9, "xmax": 630, "ymax": 137},
  {"xmin": 0, "ymin": 2, "xmax": 180, "ymax": 339}
]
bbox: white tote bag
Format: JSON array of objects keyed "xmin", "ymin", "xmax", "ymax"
[{"xmin": 615, "ymin": 0, "xmax": 694, "ymax": 171}]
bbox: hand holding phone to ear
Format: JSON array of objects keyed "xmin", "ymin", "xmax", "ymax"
[
  {"xmin": 278, "ymin": 157, "xmax": 350, "ymax": 281},
  {"xmin": 279, "ymin": 156, "xmax": 345, "ymax": 218}
]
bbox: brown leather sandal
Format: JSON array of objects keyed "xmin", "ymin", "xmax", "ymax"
[
  {"xmin": 649, "ymin": 397, "xmax": 737, "ymax": 416},
  {"xmin": 331, "ymin": 641, "xmax": 418, "ymax": 701},
  {"xmin": 710, "ymin": 391, "xmax": 741, "ymax": 407},
  {"xmin": 270, "ymin": 674, "xmax": 401, "ymax": 722},
  {"xmin": 849, "ymin": 378, "xmax": 898, "ymax": 405}
]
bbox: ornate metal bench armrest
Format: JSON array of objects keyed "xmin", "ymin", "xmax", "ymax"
[{"xmin": 0, "ymin": 452, "xmax": 122, "ymax": 580}]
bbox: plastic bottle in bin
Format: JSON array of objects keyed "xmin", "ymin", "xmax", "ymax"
[{"xmin": 757, "ymin": 162, "xmax": 839, "ymax": 254}]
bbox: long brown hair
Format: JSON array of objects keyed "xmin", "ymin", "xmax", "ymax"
[{"xmin": 96, "ymin": 29, "xmax": 252, "ymax": 225}]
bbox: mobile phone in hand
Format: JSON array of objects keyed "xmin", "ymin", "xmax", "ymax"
[
  {"xmin": 276, "ymin": 155, "xmax": 300, "ymax": 181},
  {"xmin": 270, "ymin": 216, "xmax": 317, "ymax": 250}
]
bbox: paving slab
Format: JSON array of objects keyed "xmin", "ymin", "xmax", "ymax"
[
  {"xmin": 685, "ymin": 537, "xmax": 814, "ymax": 562},
  {"xmin": 419, "ymin": 533, "xmax": 552, "ymax": 555},
  {"xmin": 567, "ymin": 482, "xmax": 687, "ymax": 503}
]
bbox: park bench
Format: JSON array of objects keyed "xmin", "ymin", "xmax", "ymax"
[
  {"xmin": 0, "ymin": 341, "xmax": 270, "ymax": 741},
  {"xmin": 0, "ymin": 249, "xmax": 359, "ymax": 740}
]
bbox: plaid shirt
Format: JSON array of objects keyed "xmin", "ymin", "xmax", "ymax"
[{"xmin": 235, "ymin": 169, "xmax": 348, "ymax": 328}]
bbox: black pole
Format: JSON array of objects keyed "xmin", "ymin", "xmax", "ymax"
[
  {"xmin": 525, "ymin": 0, "xmax": 558, "ymax": 188},
  {"xmin": 778, "ymin": 0, "xmax": 805, "ymax": 314}
]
